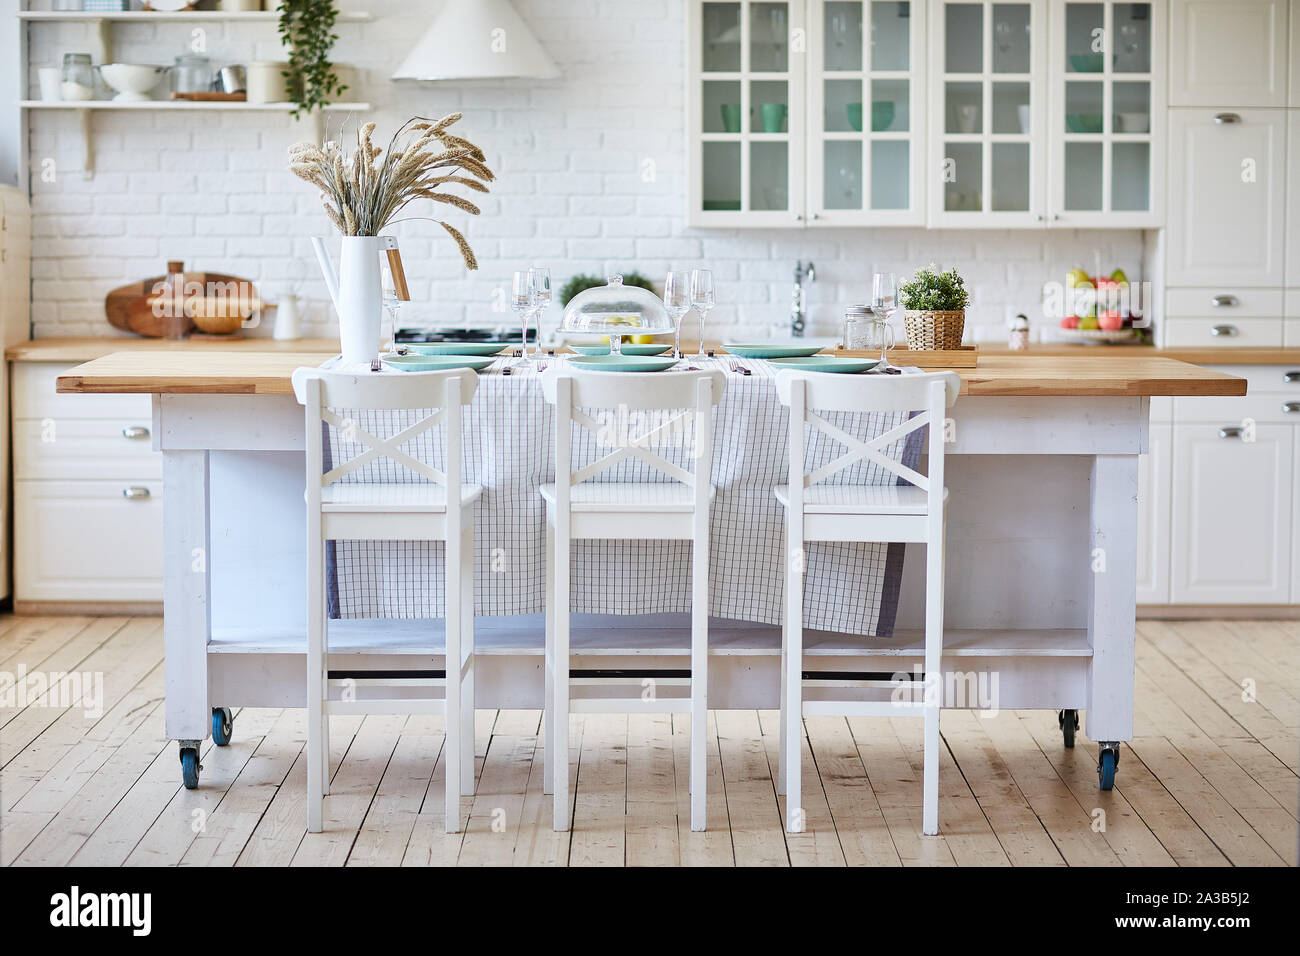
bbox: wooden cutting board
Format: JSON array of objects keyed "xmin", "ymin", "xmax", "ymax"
[{"xmin": 105, "ymin": 271, "xmax": 257, "ymax": 338}]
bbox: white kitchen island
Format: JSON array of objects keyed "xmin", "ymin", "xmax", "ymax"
[{"xmin": 56, "ymin": 350, "xmax": 1246, "ymax": 792}]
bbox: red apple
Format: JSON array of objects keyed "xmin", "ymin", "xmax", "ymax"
[
  {"xmin": 1060, "ymin": 315, "xmax": 1080, "ymax": 329},
  {"xmin": 1098, "ymin": 310, "xmax": 1123, "ymax": 331}
]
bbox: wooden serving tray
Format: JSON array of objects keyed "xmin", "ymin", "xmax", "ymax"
[
  {"xmin": 832, "ymin": 345, "xmax": 978, "ymax": 368},
  {"xmin": 171, "ymin": 92, "xmax": 247, "ymax": 102}
]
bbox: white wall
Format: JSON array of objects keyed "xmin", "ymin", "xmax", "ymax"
[{"xmin": 23, "ymin": 0, "xmax": 1145, "ymax": 342}]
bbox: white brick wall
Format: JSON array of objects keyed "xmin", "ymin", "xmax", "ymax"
[{"xmin": 24, "ymin": 0, "xmax": 1146, "ymax": 344}]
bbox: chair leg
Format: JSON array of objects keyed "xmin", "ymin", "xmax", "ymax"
[
  {"xmin": 543, "ymin": 520, "xmax": 554, "ymax": 796},
  {"xmin": 777, "ymin": 581, "xmax": 788, "ymax": 797},
  {"xmin": 444, "ymin": 527, "xmax": 463, "ymax": 834},
  {"xmin": 460, "ymin": 522, "xmax": 476, "ymax": 797},
  {"xmin": 784, "ymin": 530, "xmax": 804, "ymax": 833},
  {"xmin": 689, "ymin": 530, "xmax": 708, "ymax": 832},
  {"xmin": 552, "ymin": 528, "xmax": 571, "ymax": 832},
  {"xmin": 307, "ymin": 540, "xmax": 324, "ymax": 833},
  {"xmin": 922, "ymin": 520, "xmax": 945, "ymax": 837}
]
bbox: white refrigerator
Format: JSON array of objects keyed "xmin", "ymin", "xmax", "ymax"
[{"xmin": 0, "ymin": 185, "xmax": 32, "ymax": 600}]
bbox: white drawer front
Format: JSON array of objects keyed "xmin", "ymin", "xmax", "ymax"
[
  {"xmin": 1172, "ymin": 392, "xmax": 1300, "ymax": 424},
  {"xmin": 1162, "ymin": 317, "xmax": 1283, "ymax": 347},
  {"xmin": 13, "ymin": 362, "xmax": 152, "ymax": 421},
  {"xmin": 1201, "ymin": 364, "xmax": 1300, "ymax": 396},
  {"xmin": 1165, "ymin": 287, "xmax": 1284, "ymax": 318},
  {"xmin": 15, "ymin": 479, "xmax": 163, "ymax": 602},
  {"xmin": 13, "ymin": 418, "xmax": 159, "ymax": 480}
]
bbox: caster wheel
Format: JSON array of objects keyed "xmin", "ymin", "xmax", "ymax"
[
  {"xmin": 180, "ymin": 747, "xmax": 201, "ymax": 789},
  {"xmin": 1097, "ymin": 748, "xmax": 1117, "ymax": 791},
  {"xmin": 212, "ymin": 707, "xmax": 233, "ymax": 746},
  {"xmin": 1059, "ymin": 709, "xmax": 1079, "ymax": 749}
]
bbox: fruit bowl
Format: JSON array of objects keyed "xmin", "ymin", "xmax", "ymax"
[
  {"xmin": 99, "ymin": 64, "xmax": 167, "ymax": 102},
  {"xmin": 1056, "ymin": 328, "xmax": 1139, "ymax": 346}
]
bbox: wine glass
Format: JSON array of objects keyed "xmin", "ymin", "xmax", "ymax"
[
  {"xmin": 664, "ymin": 271, "xmax": 691, "ymax": 358},
  {"xmin": 380, "ymin": 261, "xmax": 401, "ymax": 356},
  {"xmin": 511, "ymin": 270, "xmax": 532, "ymax": 361},
  {"xmin": 690, "ymin": 269, "xmax": 715, "ymax": 356},
  {"xmin": 527, "ymin": 267, "xmax": 551, "ymax": 360},
  {"xmin": 870, "ymin": 272, "xmax": 898, "ymax": 370}
]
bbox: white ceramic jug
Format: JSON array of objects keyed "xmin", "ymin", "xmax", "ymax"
[{"xmin": 312, "ymin": 235, "xmax": 408, "ymax": 365}]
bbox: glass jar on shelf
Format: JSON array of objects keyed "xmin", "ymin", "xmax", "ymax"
[
  {"xmin": 172, "ymin": 54, "xmax": 213, "ymax": 95},
  {"xmin": 61, "ymin": 53, "xmax": 95, "ymax": 101}
]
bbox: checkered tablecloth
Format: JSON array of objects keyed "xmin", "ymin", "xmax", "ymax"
[{"xmin": 318, "ymin": 355, "xmax": 922, "ymax": 637}]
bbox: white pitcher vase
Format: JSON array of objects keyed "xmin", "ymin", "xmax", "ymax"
[{"xmin": 312, "ymin": 235, "xmax": 388, "ymax": 365}]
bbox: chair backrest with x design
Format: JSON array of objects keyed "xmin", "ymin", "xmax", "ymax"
[
  {"xmin": 541, "ymin": 367, "xmax": 726, "ymax": 517},
  {"xmin": 293, "ymin": 367, "xmax": 478, "ymax": 515},
  {"xmin": 774, "ymin": 370, "xmax": 960, "ymax": 515}
]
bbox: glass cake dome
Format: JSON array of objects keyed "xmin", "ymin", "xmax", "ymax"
[{"xmin": 560, "ymin": 274, "xmax": 673, "ymax": 354}]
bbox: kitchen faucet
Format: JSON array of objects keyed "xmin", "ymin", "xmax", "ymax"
[{"xmin": 792, "ymin": 261, "xmax": 815, "ymax": 337}]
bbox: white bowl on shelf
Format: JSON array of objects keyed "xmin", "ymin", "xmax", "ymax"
[
  {"xmin": 99, "ymin": 64, "xmax": 167, "ymax": 103},
  {"xmin": 1115, "ymin": 112, "xmax": 1149, "ymax": 133}
]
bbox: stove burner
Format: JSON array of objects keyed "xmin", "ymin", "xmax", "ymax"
[{"xmin": 394, "ymin": 327, "xmax": 534, "ymax": 344}]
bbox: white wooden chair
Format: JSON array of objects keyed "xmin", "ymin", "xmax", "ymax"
[
  {"xmin": 773, "ymin": 369, "xmax": 960, "ymax": 837},
  {"xmin": 540, "ymin": 367, "xmax": 726, "ymax": 833},
  {"xmin": 293, "ymin": 367, "xmax": 480, "ymax": 834}
]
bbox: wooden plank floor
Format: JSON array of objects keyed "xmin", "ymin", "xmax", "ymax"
[{"xmin": 0, "ymin": 615, "xmax": 1295, "ymax": 867}]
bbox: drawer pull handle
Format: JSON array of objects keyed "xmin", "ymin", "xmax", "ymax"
[
  {"xmin": 121, "ymin": 425, "xmax": 150, "ymax": 440},
  {"xmin": 1284, "ymin": 402, "xmax": 1300, "ymax": 414},
  {"xmin": 1284, "ymin": 371, "xmax": 1300, "ymax": 383},
  {"xmin": 1210, "ymin": 324, "xmax": 1238, "ymax": 337},
  {"xmin": 1218, "ymin": 426, "xmax": 1243, "ymax": 439},
  {"xmin": 1214, "ymin": 112, "xmax": 1241, "ymax": 124},
  {"xmin": 122, "ymin": 486, "xmax": 151, "ymax": 500},
  {"xmin": 1210, "ymin": 295, "xmax": 1238, "ymax": 308}
]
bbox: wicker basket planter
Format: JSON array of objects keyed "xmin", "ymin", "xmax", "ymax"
[{"xmin": 903, "ymin": 309, "xmax": 965, "ymax": 350}]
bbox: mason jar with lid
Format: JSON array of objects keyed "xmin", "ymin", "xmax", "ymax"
[
  {"xmin": 61, "ymin": 53, "xmax": 94, "ymax": 101},
  {"xmin": 172, "ymin": 54, "xmax": 213, "ymax": 95},
  {"xmin": 843, "ymin": 304, "xmax": 873, "ymax": 350}
]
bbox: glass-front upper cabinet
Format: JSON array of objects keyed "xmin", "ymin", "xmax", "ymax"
[
  {"xmin": 927, "ymin": 0, "xmax": 1047, "ymax": 226},
  {"xmin": 689, "ymin": 0, "xmax": 807, "ymax": 226},
  {"xmin": 1047, "ymin": 1, "xmax": 1164, "ymax": 226},
  {"xmin": 807, "ymin": 1, "xmax": 927, "ymax": 224}
]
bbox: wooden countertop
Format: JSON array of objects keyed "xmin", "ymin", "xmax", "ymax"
[
  {"xmin": 6, "ymin": 336, "xmax": 339, "ymax": 363},
  {"xmin": 980, "ymin": 344, "xmax": 1300, "ymax": 365},
  {"xmin": 55, "ymin": 351, "xmax": 1247, "ymax": 398}
]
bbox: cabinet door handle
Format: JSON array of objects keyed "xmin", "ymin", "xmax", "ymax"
[
  {"xmin": 1214, "ymin": 112, "xmax": 1241, "ymax": 124},
  {"xmin": 1210, "ymin": 324, "xmax": 1238, "ymax": 337},
  {"xmin": 1284, "ymin": 402, "xmax": 1300, "ymax": 414},
  {"xmin": 122, "ymin": 486, "xmax": 151, "ymax": 500},
  {"xmin": 1210, "ymin": 295, "xmax": 1238, "ymax": 308},
  {"xmin": 121, "ymin": 425, "xmax": 150, "ymax": 440},
  {"xmin": 1218, "ymin": 426, "xmax": 1243, "ymax": 439},
  {"xmin": 1284, "ymin": 371, "xmax": 1300, "ymax": 383}
]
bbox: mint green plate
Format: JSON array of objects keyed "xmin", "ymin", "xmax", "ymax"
[
  {"xmin": 568, "ymin": 355, "xmax": 680, "ymax": 373},
  {"xmin": 768, "ymin": 356, "xmax": 880, "ymax": 374},
  {"xmin": 723, "ymin": 343, "xmax": 826, "ymax": 359},
  {"xmin": 381, "ymin": 354, "xmax": 497, "ymax": 372},
  {"xmin": 570, "ymin": 343, "xmax": 672, "ymax": 356},
  {"xmin": 404, "ymin": 342, "xmax": 511, "ymax": 356}
]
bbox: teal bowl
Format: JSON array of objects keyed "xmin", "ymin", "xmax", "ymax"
[
  {"xmin": 846, "ymin": 102, "xmax": 863, "ymax": 132},
  {"xmin": 871, "ymin": 100, "xmax": 895, "ymax": 131},
  {"xmin": 381, "ymin": 354, "xmax": 497, "ymax": 372},
  {"xmin": 1066, "ymin": 112, "xmax": 1104, "ymax": 133},
  {"xmin": 1070, "ymin": 53, "xmax": 1104, "ymax": 72},
  {"xmin": 570, "ymin": 343, "xmax": 671, "ymax": 356}
]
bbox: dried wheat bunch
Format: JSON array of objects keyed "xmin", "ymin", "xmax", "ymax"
[{"xmin": 287, "ymin": 113, "xmax": 493, "ymax": 270}]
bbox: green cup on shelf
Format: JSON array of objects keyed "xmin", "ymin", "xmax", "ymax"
[
  {"xmin": 759, "ymin": 102, "xmax": 787, "ymax": 133},
  {"xmin": 720, "ymin": 103, "xmax": 742, "ymax": 133},
  {"xmin": 871, "ymin": 100, "xmax": 895, "ymax": 131},
  {"xmin": 846, "ymin": 102, "xmax": 863, "ymax": 132}
]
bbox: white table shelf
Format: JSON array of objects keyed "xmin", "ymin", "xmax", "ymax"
[
  {"xmin": 19, "ymin": 100, "xmax": 371, "ymax": 111},
  {"xmin": 18, "ymin": 10, "xmax": 371, "ymax": 21}
]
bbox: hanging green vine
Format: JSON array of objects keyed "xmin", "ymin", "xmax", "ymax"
[{"xmin": 278, "ymin": 0, "xmax": 347, "ymax": 119}]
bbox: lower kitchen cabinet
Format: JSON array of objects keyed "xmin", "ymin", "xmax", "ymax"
[
  {"xmin": 11, "ymin": 361, "xmax": 163, "ymax": 606},
  {"xmin": 1170, "ymin": 421, "xmax": 1294, "ymax": 603}
]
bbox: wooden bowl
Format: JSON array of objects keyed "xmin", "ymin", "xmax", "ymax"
[{"xmin": 188, "ymin": 296, "xmax": 261, "ymax": 335}]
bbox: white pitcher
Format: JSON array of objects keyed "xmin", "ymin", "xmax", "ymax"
[{"xmin": 312, "ymin": 235, "xmax": 409, "ymax": 365}]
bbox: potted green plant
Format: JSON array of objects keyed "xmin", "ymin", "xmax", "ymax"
[
  {"xmin": 559, "ymin": 272, "xmax": 657, "ymax": 306},
  {"xmin": 898, "ymin": 264, "xmax": 970, "ymax": 350},
  {"xmin": 278, "ymin": 0, "xmax": 347, "ymax": 119}
]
